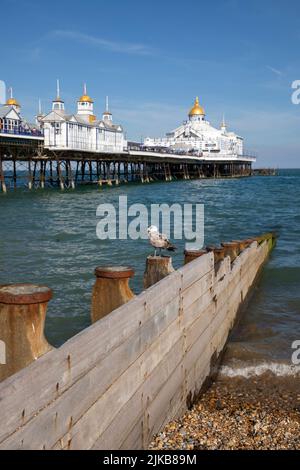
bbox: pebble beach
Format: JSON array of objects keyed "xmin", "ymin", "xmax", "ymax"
[{"xmin": 149, "ymin": 374, "xmax": 300, "ymax": 450}]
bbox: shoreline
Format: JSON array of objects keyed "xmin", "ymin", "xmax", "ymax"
[{"xmin": 149, "ymin": 373, "xmax": 300, "ymax": 450}]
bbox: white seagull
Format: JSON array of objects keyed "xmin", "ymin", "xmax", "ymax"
[{"xmin": 147, "ymin": 225, "xmax": 176, "ymax": 257}]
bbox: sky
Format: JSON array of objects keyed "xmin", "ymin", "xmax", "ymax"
[{"xmin": 1, "ymin": 0, "xmax": 300, "ymax": 167}]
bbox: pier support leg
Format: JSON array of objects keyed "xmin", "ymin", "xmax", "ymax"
[
  {"xmin": 67, "ymin": 161, "xmax": 75, "ymax": 189},
  {"xmin": 0, "ymin": 158, "xmax": 7, "ymax": 193},
  {"xmin": 56, "ymin": 159, "xmax": 64, "ymax": 190},
  {"xmin": 28, "ymin": 159, "xmax": 33, "ymax": 190},
  {"xmin": 40, "ymin": 160, "xmax": 45, "ymax": 189},
  {"xmin": 0, "ymin": 284, "xmax": 53, "ymax": 382},
  {"xmin": 143, "ymin": 256, "xmax": 175, "ymax": 289},
  {"xmin": 91, "ymin": 266, "xmax": 135, "ymax": 323},
  {"xmin": 13, "ymin": 159, "xmax": 17, "ymax": 189}
]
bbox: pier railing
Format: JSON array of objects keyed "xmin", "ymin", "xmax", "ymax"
[{"xmin": 0, "ymin": 234, "xmax": 275, "ymax": 449}]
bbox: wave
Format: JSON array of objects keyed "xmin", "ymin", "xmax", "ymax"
[{"xmin": 219, "ymin": 362, "xmax": 300, "ymax": 378}]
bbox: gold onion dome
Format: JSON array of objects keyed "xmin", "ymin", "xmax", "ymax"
[
  {"xmin": 6, "ymin": 97, "xmax": 19, "ymax": 106},
  {"xmin": 189, "ymin": 97, "xmax": 205, "ymax": 116},
  {"xmin": 78, "ymin": 94, "xmax": 93, "ymax": 103}
]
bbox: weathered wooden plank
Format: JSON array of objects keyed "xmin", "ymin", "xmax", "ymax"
[
  {"xmin": 91, "ymin": 335, "xmax": 185, "ymax": 450},
  {"xmin": 145, "ymin": 362, "xmax": 185, "ymax": 440},
  {"xmin": 178, "ymin": 252, "xmax": 214, "ymax": 290},
  {"xmin": 0, "ymin": 273, "xmax": 181, "ymax": 444},
  {"xmin": 182, "ymin": 270, "xmax": 214, "ymax": 311},
  {"xmin": 1, "ymin": 295, "xmax": 180, "ymax": 450},
  {"xmin": 120, "ymin": 417, "xmax": 143, "ymax": 450},
  {"xmin": 184, "ymin": 302, "xmax": 215, "ymax": 350},
  {"xmin": 56, "ymin": 317, "xmax": 183, "ymax": 450}
]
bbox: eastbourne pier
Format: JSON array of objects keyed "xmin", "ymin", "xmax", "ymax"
[
  {"xmin": 0, "ymin": 88, "xmax": 257, "ymax": 192},
  {"xmin": 0, "ymin": 134, "xmax": 256, "ymax": 192}
]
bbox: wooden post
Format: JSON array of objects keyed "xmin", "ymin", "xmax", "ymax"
[
  {"xmin": 254, "ymin": 232, "xmax": 277, "ymax": 250},
  {"xmin": 143, "ymin": 256, "xmax": 175, "ymax": 289},
  {"xmin": 232, "ymin": 239, "xmax": 249, "ymax": 252},
  {"xmin": 91, "ymin": 266, "xmax": 135, "ymax": 323},
  {"xmin": 213, "ymin": 247, "xmax": 225, "ymax": 264},
  {"xmin": 0, "ymin": 284, "xmax": 53, "ymax": 382},
  {"xmin": 221, "ymin": 241, "xmax": 240, "ymax": 262},
  {"xmin": 184, "ymin": 249, "xmax": 207, "ymax": 265}
]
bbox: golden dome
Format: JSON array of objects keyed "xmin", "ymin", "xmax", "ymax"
[
  {"xmin": 189, "ymin": 97, "xmax": 205, "ymax": 116},
  {"xmin": 6, "ymin": 97, "xmax": 20, "ymax": 107},
  {"xmin": 78, "ymin": 94, "xmax": 93, "ymax": 103}
]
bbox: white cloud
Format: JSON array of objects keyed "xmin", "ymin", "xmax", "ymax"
[
  {"xmin": 49, "ymin": 30, "xmax": 155, "ymax": 56},
  {"xmin": 266, "ymin": 65, "xmax": 284, "ymax": 77}
]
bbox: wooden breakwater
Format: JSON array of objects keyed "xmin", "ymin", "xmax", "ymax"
[
  {"xmin": 252, "ymin": 168, "xmax": 278, "ymax": 176},
  {"xmin": 0, "ymin": 235, "xmax": 275, "ymax": 450}
]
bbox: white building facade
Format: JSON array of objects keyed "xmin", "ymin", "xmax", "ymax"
[
  {"xmin": 144, "ymin": 97, "xmax": 244, "ymax": 157},
  {"xmin": 40, "ymin": 83, "xmax": 127, "ymax": 153},
  {"xmin": 0, "ymin": 88, "xmax": 41, "ymax": 136}
]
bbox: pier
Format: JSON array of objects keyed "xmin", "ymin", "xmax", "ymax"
[
  {"xmin": 0, "ymin": 233, "xmax": 276, "ymax": 449},
  {"xmin": 0, "ymin": 133, "xmax": 255, "ymax": 192}
]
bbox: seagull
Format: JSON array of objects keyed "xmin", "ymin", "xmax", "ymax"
[{"xmin": 147, "ymin": 225, "xmax": 176, "ymax": 257}]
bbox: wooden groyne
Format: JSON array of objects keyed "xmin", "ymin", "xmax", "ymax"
[
  {"xmin": 0, "ymin": 234, "xmax": 276, "ymax": 450},
  {"xmin": 252, "ymin": 168, "xmax": 278, "ymax": 176}
]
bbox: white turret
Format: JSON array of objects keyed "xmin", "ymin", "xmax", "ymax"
[
  {"xmin": 220, "ymin": 114, "xmax": 227, "ymax": 133},
  {"xmin": 102, "ymin": 96, "xmax": 113, "ymax": 122},
  {"xmin": 52, "ymin": 80, "xmax": 65, "ymax": 112},
  {"xmin": 77, "ymin": 83, "xmax": 94, "ymax": 118}
]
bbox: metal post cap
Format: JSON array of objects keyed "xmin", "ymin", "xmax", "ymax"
[
  {"xmin": 0, "ymin": 284, "xmax": 53, "ymax": 305},
  {"xmin": 94, "ymin": 266, "xmax": 134, "ymax": 279}
]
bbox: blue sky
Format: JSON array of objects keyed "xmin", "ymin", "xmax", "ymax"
[{"xmin": 1, "ymin": 0, "xmax": 300, "ymax": 167}]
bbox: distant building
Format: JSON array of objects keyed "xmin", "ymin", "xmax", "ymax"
[
  {"xmin": 0, "ymin": 88, "xmax": 40, "ymax": 136},
  {"xmin": 144, "ymin": 97, "xmax": 244, "ymax": 157},
  {"xmin": 39, "ymin": 82, "xmax": 126, "ymax": 153}
]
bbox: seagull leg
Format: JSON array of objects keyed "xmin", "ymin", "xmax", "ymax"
[{"xmin": 154, "ymin": 249, "xmax": 157, "ymax": 257}]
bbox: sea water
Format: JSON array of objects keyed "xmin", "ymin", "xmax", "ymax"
[{"xmin": 0, "ymin": 170, "xmax": 299, "ymax": 381}]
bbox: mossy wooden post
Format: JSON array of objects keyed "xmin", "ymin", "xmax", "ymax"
[
  {"xmin": 232, "ymin": 240, "xmax": 250, "ymax": 252},
  {"xmin": 144, "ymin": 256, "xmax": 175, "ymax": 289},
  {"xmin": 184, "ymin": 249, "xmax": 207, "ymax": 265},
  {"xmin": 91, "ymin": 266, "xmax": 135, "ymax": 323},
  {"xmin": 212, "ymin": 247, "xmax": 226, "ymax": 264},
  {"xmin": 206, "ymin": 246, "xmax": 226, "ymax": 265},
  {"xmin": 255, "ymin": 232, "xmax": 277, "ymax": 251},
  {"xmin": 0, "ymin": 284, "xmax": 53, "ymax": 382}
]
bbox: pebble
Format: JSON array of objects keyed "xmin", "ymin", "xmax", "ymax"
[{"xmin": 149, "ymin": 376, "xmax": 300, "ymax": 450}]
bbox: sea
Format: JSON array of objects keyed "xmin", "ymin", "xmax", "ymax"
[{"xmin": 0, "ymin": 169, "xmax": 299, "ymax": 385}]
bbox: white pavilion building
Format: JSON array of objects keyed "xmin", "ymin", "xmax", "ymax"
[
  {"xmin": 144, "ymin": 97, "xmax": 244, "ymax": 157},
  {"xmin": 0, "ymin": 88, "xmax": 40, "ymax": 136},
  {"xmin": 39, "ymin": 82, "xmax": 126, "ymax": 153}
]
